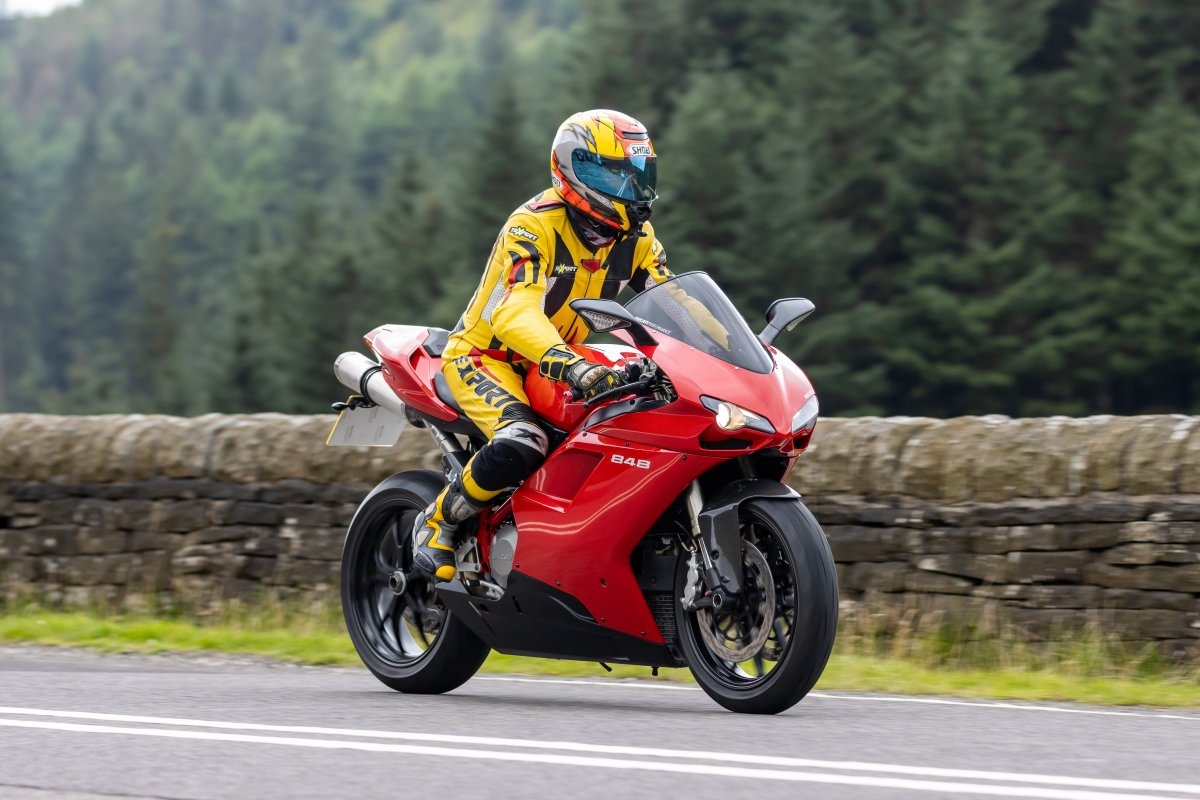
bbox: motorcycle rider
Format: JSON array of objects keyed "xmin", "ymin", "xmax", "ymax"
[{"xmin": 413, "ymin": 108, "xmax": 728, "ymax": 581}]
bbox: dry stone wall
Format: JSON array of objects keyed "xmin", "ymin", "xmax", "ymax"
[{"xmin": 1, "ymin": 413, "xmax": 1197, "ymax": 658}]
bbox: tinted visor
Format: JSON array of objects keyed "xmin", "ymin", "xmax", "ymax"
[{"xmin": 572, "ymin": 149, "xmax": 657, "ymax": 202}]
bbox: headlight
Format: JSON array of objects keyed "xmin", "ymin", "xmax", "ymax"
[
  {"xmin": 700, "ymin": 396, "xmax": 775, "ymax": 434},
  {"xmin": 791, "ymin": 395, "xmax": 819, "ymax": 433}
]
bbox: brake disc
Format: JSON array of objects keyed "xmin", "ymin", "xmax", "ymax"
[{"xmin": 697, "ymin": 539, "xmax": 776, "ymax": 663}]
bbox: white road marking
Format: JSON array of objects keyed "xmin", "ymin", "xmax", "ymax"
[
  {"xmin": 0, "ymin": 717, "xmax": 1195, "ymax": 800},
  {"xmin": 0, "ymin": 707, "xmax": 1198, "ymax": 798},
  {"xmin": 477, "ymin": 676, "xmax": 1200, "ymax": 721},
  {"xmin": 808, "ymin": 693, "xmax": 1200, "ymax": 722}
]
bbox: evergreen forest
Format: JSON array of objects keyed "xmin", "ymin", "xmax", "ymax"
[{"xmin": 0, "ymin": 0, "xmax": 1198, "ymax": 419}]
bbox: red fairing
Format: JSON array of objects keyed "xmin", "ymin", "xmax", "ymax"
[
  {"xmin": 365, "ymin": 325, "xmax": 458, "ymax": 421},
  {"xmin": 504, "ymin": 336, "xmax": 816, "ymax": 641}
]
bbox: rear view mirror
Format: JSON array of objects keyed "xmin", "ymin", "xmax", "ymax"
[
  {"xmin": 759, "ymin": 298, "xmax": 815, "ymax": 346},
  {"xmin": 570, "ymin": 299, "xmax": 658, "ymax": 346}
]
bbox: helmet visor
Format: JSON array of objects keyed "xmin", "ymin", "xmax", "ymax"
[{"xmin": 572, "ymin": 149, "xmax": 657, "ymax": 202}]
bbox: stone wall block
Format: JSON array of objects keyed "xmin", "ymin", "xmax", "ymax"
[
  {"xmin": 914, "ymin": 553, "xmax": 1007, "ymax": 583},
  {"xmin": 1100, "ymin": 589, "xmax": 1198, "ymax": 612},
  {"xmin": 151, "ymin": 500, "xmax": 214, "ymax": 533},
  {"xmin": 1013, "ymin": 585, "xmax": 1102, "ymax": 609},
  {"xmin": 129, "ymin": 531, "xmax": 186, "ymax": 552},
  {"xmin": 258, "ymin": 480, "xmax": 332, "ymax": 505},
  {"xmin": 0, "ymin": 530, "xmax": 19, "ymax": 558},
  {"xmin": 273, "ymin": 557, "xmax": 339, "ymax": 587},
  {"xmin": 1003, "ymin": 608, "xmax": 1093, "ymax": 639},
  {"xmin": 905, "ymin": 528, "xmax": 973, "ymax": 555},
  {"xmin": 1119, "ymin": 521, "xmax": 1200, "ymax": 545},
  {"xmin": 1180, "ymin": 424, "xmax": 1200, "ymax": 494},
  {"xmin": 234, "ymin": 555, "xmax": 277, "ymax": 581},
  {"xmin": 1007, "ymin": 551, "xmax": 1090, "ymax": 584},
  {"xmin": 173, "ymin": 543, "xmax": 243, "ymax": 576},
  {"xmin": 116, "ymin": 500, "xmax": 156, "ymax": 530},
  {"xmin": 864, "ymin": 418, "xmax": 941, "ymax": 498},
  {"xmin": 75, "ymin": 529, "xmax": 129, "ymax": 555},
  {"xmin": 1, "ymin": 556, "xmax": 43, "ymax": 583},
  {"xmin": 279, "ymin": 504, "xmax": 333, "ymax": 528},
  {"xmin": 1082, "ymin": 562, "xmax": 1200, "ymax": 592},
  {"xmin": 127, "ymin": 551, "xmax": 173, "ymax": 592},
  {"xmin": 282, "ymin": 527, "xmax": 345, "ymax": 561},
  {"xmin": 843, "ymin": 562, "xmax": 909, "ymax": 593},
  {"xmin": 904, "ymin": 572, "xmax": 976, "ymax": 595},
  {"xmin": 71, "ymin": 499, "xmax": 124, "ymax": 529},
  {"xmin": 19, "ymin": 525, "xmax": 79, "ymax": 555},
  {"xmin": 825, "ymin": 526, "xmax": 908, "ymax": 562},
  {"xmin": 893, "ymin": 419, "xmax": 954, "ymax": 500},
  {"xmin": 789, "ymin": 418, "xmax": 877, "ymax": 496},
  {"xmin": 56, "ymin": 554, "xmax": 131, "ymax": 586},
  {"xmin": 967, "ymin": 418, "xmax": 1063, "ymax": 502},
  {"xmin": 1103, "ymin": 543, "xmax": 1199, "ymax": 566},
  {"xmin": 1100, "ymin": 609, "xmax": 1193, "ymax": 640},
  {"xmin": 216, "ymin": 502, "xmax": 282, "ymax": 526},
  {"xmin": 35, "ymin": 498, "xmax": 79, "ymax": 525},
  {"xmin": 1122, "ymin": 416, "xmax": 1196, "ymax": 495},
  {"xmin": 1078, "ymin": 417, "xmax": 1150, "ymax": 494},
  {"xmin": 1147, "ymin": 497, "xmax": 1200, "ymax": 521},
  {"xmin": 1054, "ymin": 523, "xmax": 1126, "ymax": 550}
]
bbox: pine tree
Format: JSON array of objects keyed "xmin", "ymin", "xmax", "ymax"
[
  {"xmin": 1099, "ymin": 89, "xmax": 1200, "ymax": 412},
  {"xmin": 0, "ymin": 131, "xmax": 21, "ymax": 410},
  {"xmin": 879, "ymin": 1, "xmax": 1075, "ymax": 416}
]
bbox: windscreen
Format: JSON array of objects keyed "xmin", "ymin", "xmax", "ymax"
[{"xmin": 625, "ymin": 272, "xmax": 774, "ymax": 374}]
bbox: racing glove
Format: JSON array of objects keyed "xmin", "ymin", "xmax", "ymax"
[{"xmin": 540, "ymin": 345, "xmax": 621, "ymax": 399}]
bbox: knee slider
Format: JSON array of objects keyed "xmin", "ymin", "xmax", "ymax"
[{"xmin": 470, "ymin": 421, "xmax": 548, "ymax": 493}]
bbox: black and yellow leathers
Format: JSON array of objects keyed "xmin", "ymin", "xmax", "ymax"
[{"xmin": 413, "ymin": 190, "xmax": 727, "ymax": 581}]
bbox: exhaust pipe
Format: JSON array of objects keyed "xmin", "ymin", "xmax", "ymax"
[{"xmin": 333, "ymin": 351, "xmax": 408, "ymax": 419}]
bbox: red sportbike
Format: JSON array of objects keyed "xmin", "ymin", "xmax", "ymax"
[{"xmin": 329, "ymin": 272, "xmax": 837, "ymax": 714}]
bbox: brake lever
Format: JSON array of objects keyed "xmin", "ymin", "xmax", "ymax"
[{"xmin": 583, "ymin": 375, "xmax": 654, "ymax": 407}]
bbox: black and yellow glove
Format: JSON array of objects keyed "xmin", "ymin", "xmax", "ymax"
[{"xmin": 540, "ymin": 345, "xmax": 621, "ymax": 400}]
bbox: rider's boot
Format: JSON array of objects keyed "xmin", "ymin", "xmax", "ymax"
[{"xmin": 413, "ymin": 475, "xmax": 489, "ymax": 582}]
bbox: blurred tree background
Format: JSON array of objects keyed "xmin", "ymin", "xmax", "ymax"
[{"xmin": 0, "ymin": 0, "xmax": 1197, "ymax": 417}]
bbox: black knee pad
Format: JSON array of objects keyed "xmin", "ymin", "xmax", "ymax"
[{"xmin": 469, "ymin": 422, "xmax": 548, "ymax": 493}]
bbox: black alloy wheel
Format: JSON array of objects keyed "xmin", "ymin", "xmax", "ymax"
[
  {"xmin": 340, "ymin": 470, "xmax": 490, "ymax": 694},
  {"xmin": 676, "ymin": 498, "xmax": 838, "ymax": 714}
]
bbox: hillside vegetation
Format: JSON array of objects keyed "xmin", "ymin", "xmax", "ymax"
[{"xmin": 0, "ymin": 0, "xmax": 1198, "ymax": 418}]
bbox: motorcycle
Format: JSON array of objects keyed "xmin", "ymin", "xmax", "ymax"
[{"xmin": 328, "ymin": 271, "xmax": 837, "ymax": 714}]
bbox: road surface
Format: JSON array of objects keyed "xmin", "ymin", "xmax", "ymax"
[{"xmin": 0, "ymin": 647, "xmax": 1197, "ymax": 799}]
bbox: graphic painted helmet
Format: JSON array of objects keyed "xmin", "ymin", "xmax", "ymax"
[{"xmin": 550, "ymin": 109, "xmax": 658, "ymax": 233}]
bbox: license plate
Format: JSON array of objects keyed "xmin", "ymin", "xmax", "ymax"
[{"xmin": 326, "ymin": 403, "xmax": 407, "ymax": 447}]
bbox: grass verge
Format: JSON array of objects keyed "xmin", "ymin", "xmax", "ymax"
[{"xmin": 1, "ymin": 605, "xmax": 1197, "ymax": 708}]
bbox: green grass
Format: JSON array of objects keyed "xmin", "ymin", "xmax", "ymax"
[{"xmin": 1, "ymin": 605, "xmax": 1197, "ymax": 708}]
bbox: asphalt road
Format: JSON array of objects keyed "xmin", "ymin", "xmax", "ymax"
[{"xmin": 0, "ymin": 647, "xmax": 1197, "ymax": 800}]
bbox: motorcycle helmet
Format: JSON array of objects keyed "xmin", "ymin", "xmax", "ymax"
[{"xmin": 550, "ymin": 109, "xmax": 658, "ymax": 234}]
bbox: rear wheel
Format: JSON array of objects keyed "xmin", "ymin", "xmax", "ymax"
[
  {"xmin": 340, "ymin": 470, "xmax": 490, "ymax": 693},
  {"xmin": 675, "ymin": 498, "xmax": 838, "ymax": 714}
]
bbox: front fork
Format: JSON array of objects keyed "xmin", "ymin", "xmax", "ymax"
[{"xmin": 680, "ymin": 480, "xmax": 745, "ymax": 612}]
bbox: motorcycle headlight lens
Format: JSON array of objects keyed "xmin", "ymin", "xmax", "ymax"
[
  {"xmin": 791, "ymin": 395, "xmax": 820, "ymax": 433},
  {"xmin": 701, "ymin": 396, "xmax": 775, "ymax": 434}
]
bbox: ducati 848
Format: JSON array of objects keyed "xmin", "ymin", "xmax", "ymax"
[{"xmin": 329, "ymin": 271, "xmax": 837, "ymax": 714}]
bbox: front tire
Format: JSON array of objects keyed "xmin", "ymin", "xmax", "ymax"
[
  {"xmin": 676, "ymin": 498, "xmax": 838, "ymax": 714},
  {"xmin": 340, "ymin": 470, "xmax": 491, "ymax": 694}
]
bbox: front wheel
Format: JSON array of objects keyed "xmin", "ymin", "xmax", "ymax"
[
  {"xmin": 675, "ymin": 498, "xmax": 838, "ymax": 714},
  {"xmin": 340, "ymin": 470, "xmax": 491, "ymax": 693}
]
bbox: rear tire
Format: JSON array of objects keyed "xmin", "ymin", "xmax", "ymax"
[
  {"xmin": 340, "ymin": 470, "xmax": 491, "ymax": 694},
  {"xmin": 676, "ymin": 498, "xmax": 838, "ymax": 714}
]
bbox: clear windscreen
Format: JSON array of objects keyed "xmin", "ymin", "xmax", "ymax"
[{"xmin": 624, "ymin": 272, "xmax": 774, "ymax": 374}]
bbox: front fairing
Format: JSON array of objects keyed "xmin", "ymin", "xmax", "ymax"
[{"xmin": 526, "ymin": 272, "xmax": 817, "ymax": 454}]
